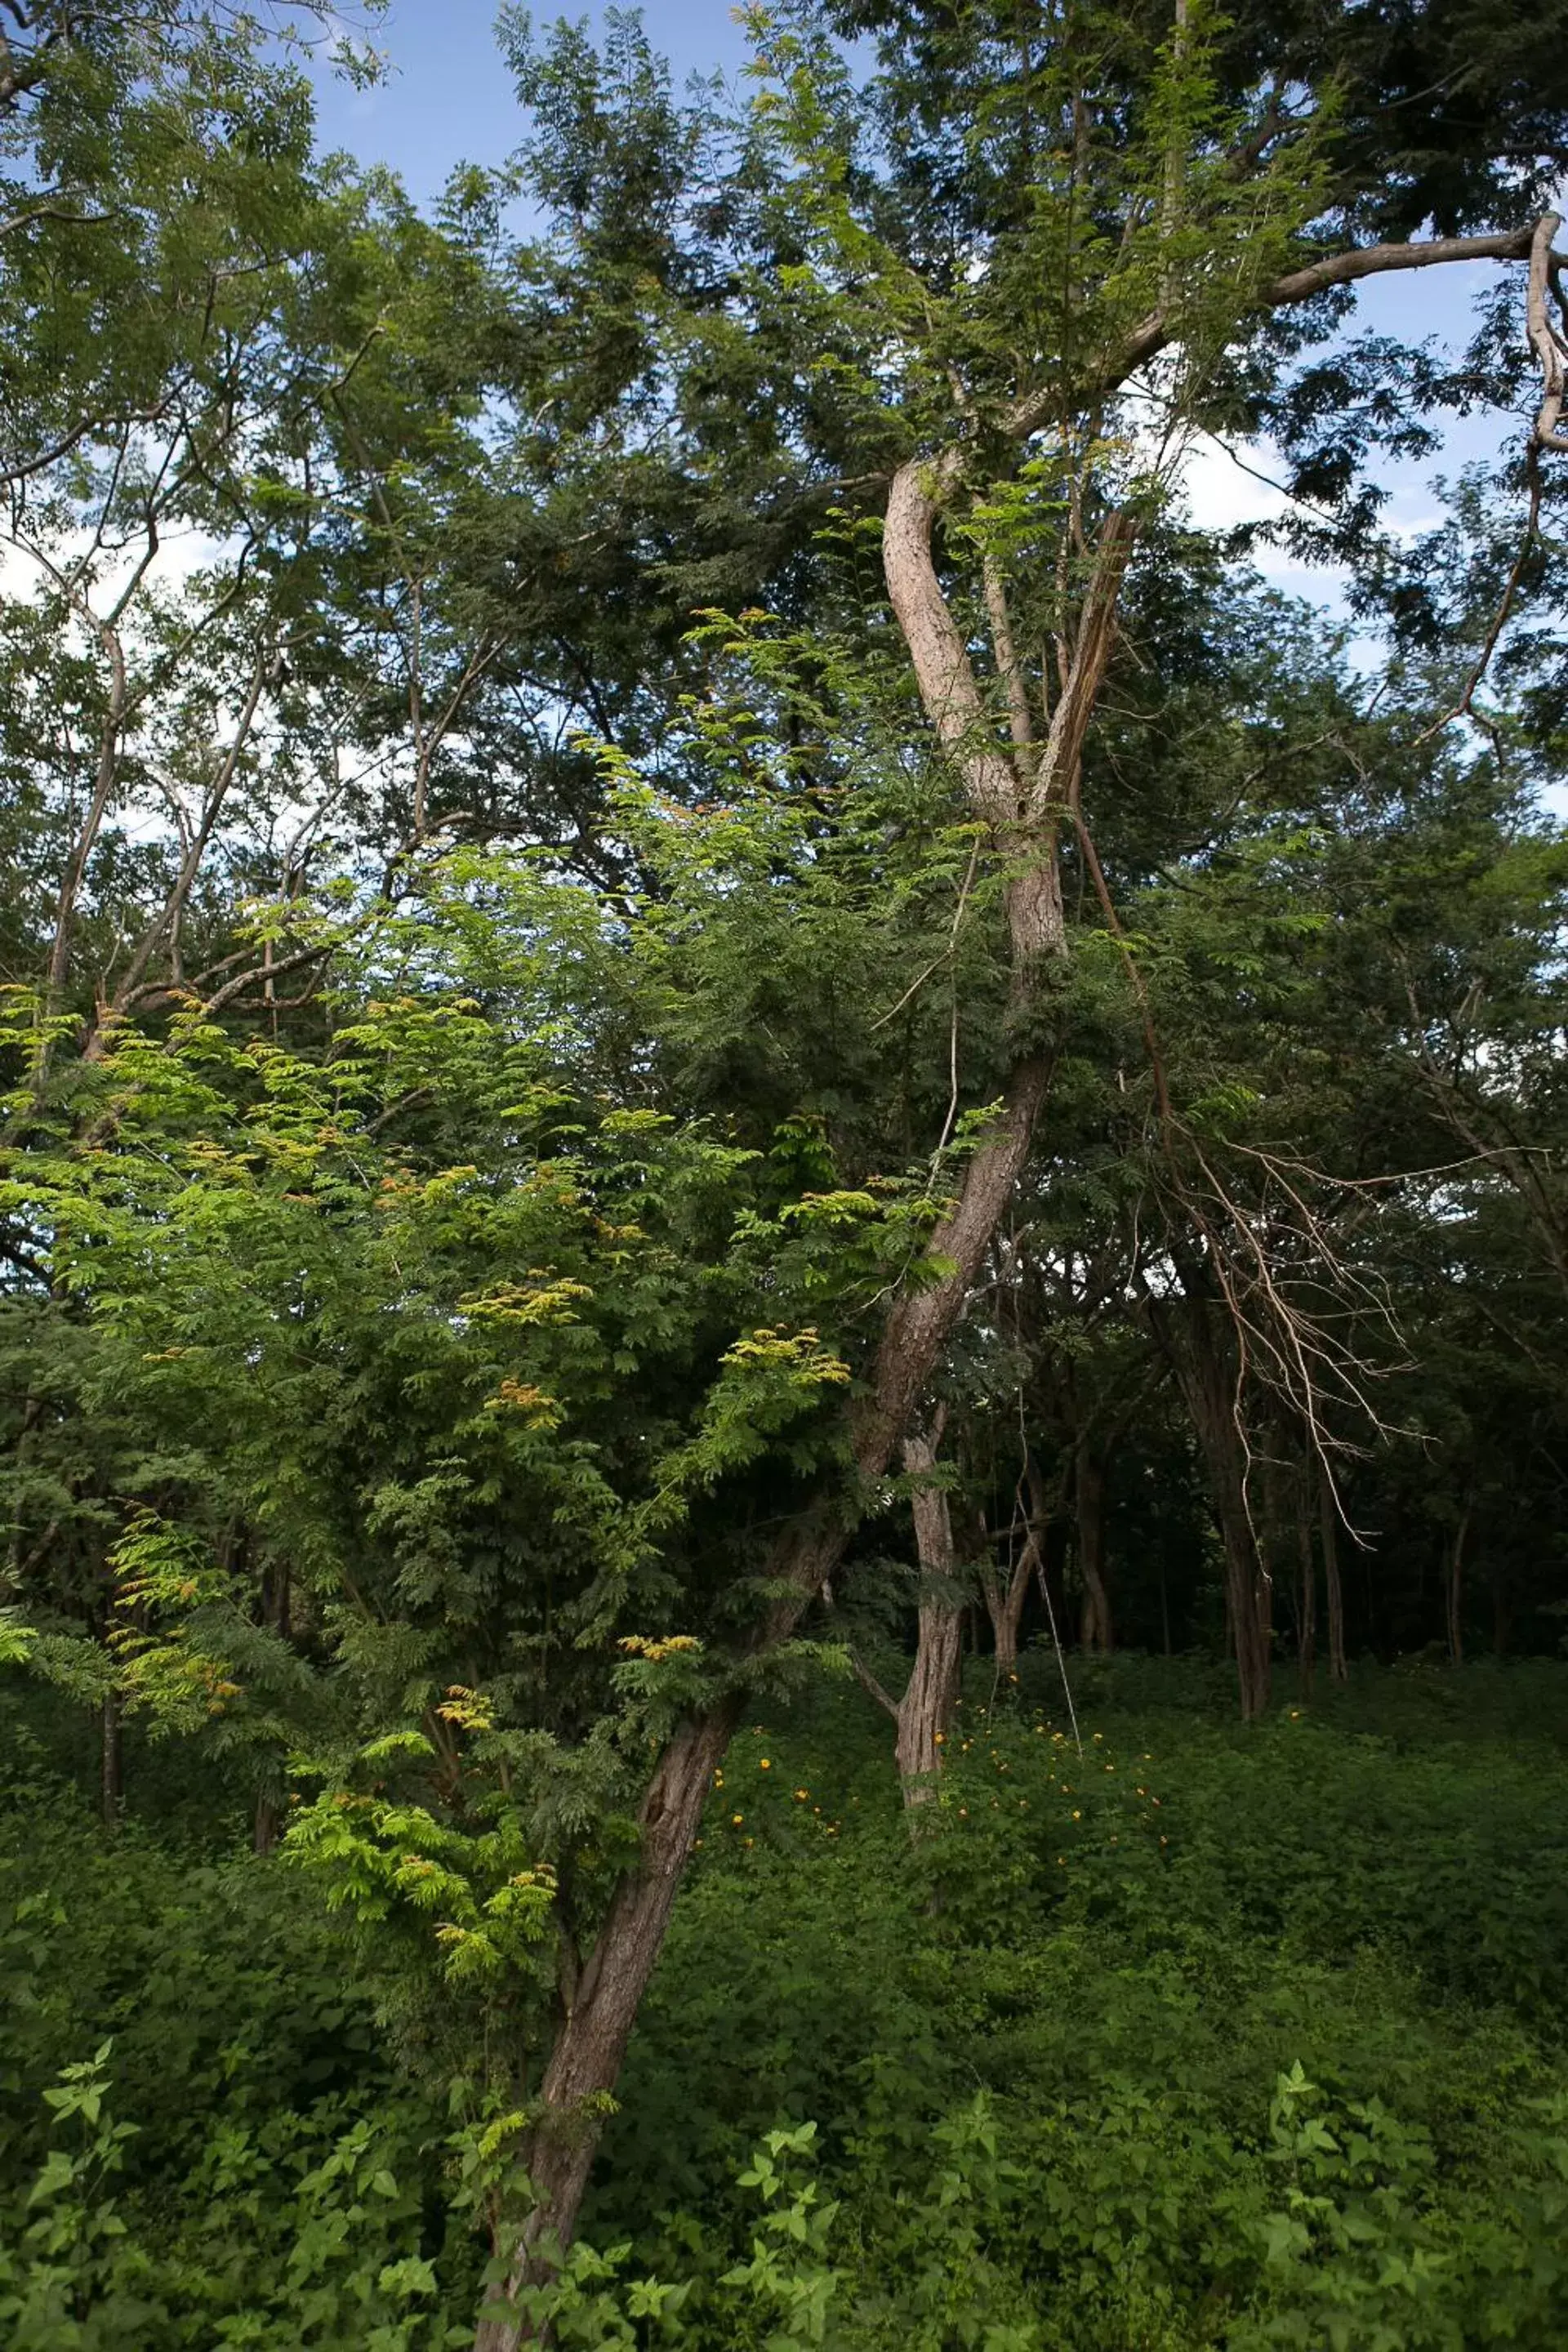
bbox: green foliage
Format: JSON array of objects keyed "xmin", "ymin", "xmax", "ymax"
[
  {"xmin": 9, "ymin": 1665, "xmax": 1568, "ymax": 2344},
  {"xmin": 2, "ymin": 4, "xmax": 1568, "ymax": 2350}
]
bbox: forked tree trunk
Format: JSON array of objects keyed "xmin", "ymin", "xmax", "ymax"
[
  {"xmin": 469, "ymin": 191, "xmax": 1560, "ymax": 2322},
  {"xmin": 982, "ymin": 1539, "xmax": 1034, "ymax": 1676},
  {"xmin": 1319, "ymin": 1469, "xmax": 1348, "ymax": 1683},
  {"xmin": 473, "ymin": 455, "xmax": 1137, "ymax": 2351},
  {"xmin": 892, "ymin": 1433, "xmax": 964, "ymax": 1804},
  {"xmin": 981, "ymin": 1465, "xmax": 1046, "ymax": 1674},
  {"xmin": 1075, "ymin": 1446, "xmax": 1112, "ymax": 1651}
]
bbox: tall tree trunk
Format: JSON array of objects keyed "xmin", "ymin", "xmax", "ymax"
[
  {"xmin": 1297, "ymin": 1500, "xmax": 1316, "ymax": 1701},
  {"xmin": 1214, "ymin": 1481, "xmax": 1272, "ymax": 1722},
  {"xmin": 1446, "ymin": 1506, "xmax": 1469, "ymax": 1666},
  {"xmin": 1075, "ymin": 1445, "xmax": 1112, "ymax": 1651},
  {"xmin": 1319, "ymin": 1469, "xmax": 1348, "ymax": 1684},
  {"xmin": 1167, "ymin": 1302, "xmax": 1271, "ymax": 1719},
  {"xmin": 100, "ymin": 1687, "xmax": 122, "ymax": 1832}
]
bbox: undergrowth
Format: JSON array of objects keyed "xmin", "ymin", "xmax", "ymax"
[{"xmin": 5, "ymin": 1657, "xmax": 1568, "ymax": 2347}]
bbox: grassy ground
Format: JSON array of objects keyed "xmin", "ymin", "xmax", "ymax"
[{"xmin": 4, "ymin": 1655, "xmax": 1568, "ymax": 2346}]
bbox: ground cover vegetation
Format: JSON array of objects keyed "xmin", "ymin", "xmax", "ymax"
[{"xmin": 1, "ymin": 0, "xmax": 1567, "ymax": 2342}]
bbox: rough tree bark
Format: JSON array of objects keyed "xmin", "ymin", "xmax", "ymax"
[
  {"xmin": 473, "ymin": 1698, "xmax": 744, "ymax": 2349},
  {"xmin": 849, "ymin": 1427, "xmax": 967, "ymax": 1807},
  {"xmin": 893, "ymin": 1431, "xmax": 964, "ymax": 1804},
  {"xmin": 1148, "ymin": 1280, "xmax": 1272, "ymax": 1719},
  {"xmin": 982, "ymin": 1514, "xmax": 1041, "ymax": 1677}
]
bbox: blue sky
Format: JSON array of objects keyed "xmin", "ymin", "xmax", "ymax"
[
  {"xmin": 309, "ymin": 2, "xmax": 1526, "ymax": 605},
  {"xmin": 312, "ymin": 1, "xmax": 753, "ymax": 203}
]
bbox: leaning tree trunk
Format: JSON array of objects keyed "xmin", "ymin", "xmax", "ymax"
[
  {"xmin": 476, "ymin": 1061, "xmax": 1053, "ymax": 2346},
  {"xmin": 473, "ymin": 464, "xmax": 1137, "ymax": 2350},
  {"xmin": 474, "ymin": 1696, "xmax": 744, "ymax": 2349}
]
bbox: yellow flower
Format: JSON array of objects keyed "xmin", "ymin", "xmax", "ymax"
[
  {"xmin": 731, "ymin": 1813, "xmax": 744, "ymax": 1826},
  {"xmin": 794, "ymin": 1788, "xmax": 809, "ymax": 1802},
  {"xmin": 759, "ymin": 1757, "xmax": 771, "ymax": 1770},
  {"xmin": 1071, "ymin": 1809, "xmax": 1081, "ymax": 1820}
]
